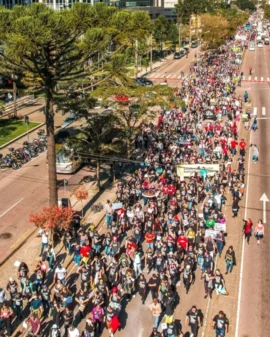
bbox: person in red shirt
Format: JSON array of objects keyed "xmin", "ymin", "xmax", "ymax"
[
  {"xmin": 145, "ymin": 230, "xmax": 155, "ymax": 250},
  {"xmin": 243, "ymin": 218, "xmax": 253, "ymax": 244},
  {"xmin": 80, "ymin": 243, "xmax": 91, "ymax": 259},
  {"xmin": 177, "ymin": 235, "xmax": 188, "ymax": 251},
  {"xmin": 230, "ymin": 139, "xmax": 238, "ymax": 156},
  {"xmin": 239, "ymin": 139, "xmax": 247, "ymax": 157}
]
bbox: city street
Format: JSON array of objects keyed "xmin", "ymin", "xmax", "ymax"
[{"xmin": 236, "ymin": 44, "xmax": 270, "ymax": 337}]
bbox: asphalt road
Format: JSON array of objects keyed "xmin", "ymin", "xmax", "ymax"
[{"xmin": 237, "ymin": 42, "xmax": 270, "ymax": 337}]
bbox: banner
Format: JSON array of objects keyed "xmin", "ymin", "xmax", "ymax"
[
  {"xmin": 214, "ymin": 223, "xmax": 227, "ymax": 232},
  {"xmin": 177, "ymin": 164, "xmax": 220, "ymax": 177}
]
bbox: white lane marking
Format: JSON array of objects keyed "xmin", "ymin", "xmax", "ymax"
[
  {"xmin": 177, "ymin": 75, "xmax": 182, "ymax": 79},
  {"xmin": 0, "ymin": 198, "xmax": 24, "ymax": 218},
  {"xmin": 235, "ymin": 130, "xmax": 252, "ymax": 337},
  {"xmin": 170, "ymin": 74, "xmax": 177, "ymax": 78},
  {"xmin": 262, "ymin": 107, "xmax": 266, "ymax": 115},
  {"xmin": 253, "ymin": 107, "xmax": 257, "ymax": 115},
  {"xmin": 261, "ymin": 77, "xmax": 264, "ymax": 81},
  {"xmin": 255, "ymin": 76, "xmax": 258, "ymax": 80},
  {"xmin": 248, "ymin": 76, "xmax": 252, "ymax": 80},
  {"xmin": 201, "ymin": 254, "xmax": 218, "ymax": 337},
  {"xmin": 242, "ymin": 76, "xmax": 245, "ymax": 80},
  {"xmin": 268, "ymin": 77, "xmax": 270, "ymax": 81}
]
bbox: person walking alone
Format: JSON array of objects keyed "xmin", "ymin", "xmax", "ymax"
[
  {"xmin": 255, "ymin": 219, "xmax": 264, "ymax": 245},
  {"xmin": 150, "ymin": 298, "xmax": 162, "ymax": 329}
]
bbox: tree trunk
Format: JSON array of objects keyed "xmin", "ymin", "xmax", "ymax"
[
  {"xmin": 97, "ymin": 159, "xmax": 101, "ymax": 190},
  {"xmin": 127, "ymin": 138, "xmax": 132, "ymax": 158},
  {"xmin": 45, "ymin": 89, "xmax": 58, "ymax": 206}
]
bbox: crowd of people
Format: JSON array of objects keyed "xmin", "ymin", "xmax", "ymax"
[{"xmin": 0, "ymin": 23, "xmax": 265, "ymax": 337}]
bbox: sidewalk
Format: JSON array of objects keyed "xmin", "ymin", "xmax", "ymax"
[{"xmin": 137, "ymin": 54, "xmax": 175, "ymax": 77}]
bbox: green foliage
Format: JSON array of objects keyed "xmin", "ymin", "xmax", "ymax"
[
  {"xmin": 235, "ymin": 0, "xmax": 256, "ymax": 11},
  {"xmin": 264, "ymin": 4, "xmax": 270, "ymax": 20},
  {"xmin": 175, "ymin": 0, "xmax": 215, "ymax": 24}
]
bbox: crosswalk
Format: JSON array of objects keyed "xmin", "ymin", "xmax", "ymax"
[
  {"xmin": 147, "ymin": 72, "xmax": 184, "ymax": 80},
  {"xmin": 242, "ymin": 76, "xmax": 270, "ymax": 83},
  {"xmin": 252, "ymin": 107, "xmax": 268, "ymax": 116}
]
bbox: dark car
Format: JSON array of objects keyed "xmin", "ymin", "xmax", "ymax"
[
  {"xmin": 191, "ymin": 41, "xmax": 200, "ymax": 48},
  {"xmin": 174, "ymin": 52, "xmax": 181, "ymax": 59},
  {"xmin": 135, "ymin": 77, "xmax": 153, "ymax": 86}
]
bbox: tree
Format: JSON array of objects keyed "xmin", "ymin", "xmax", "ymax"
[
  {"xmin": 264, "ymin": 4, "xmax": 270, "ymax": 20},
  {"xmin": 74, "ymin": 186, "xmax": 89, "ymax": 217},
  {"xmin": 200, "ymin": 13, "xmax": 229, "ymax": 49},
  {"xmin": 29, "ymin": 205, "xmax": 74, "ymax": 245},
  {"xmin": 0, "ymin": 3, "xmax": 110, "ymax": 206},
  {"xmin": 235, "ymin": 0, "xmax": 256, "ymax": 11},
  {"xmin": 92, "ymin": 85, "xmax": 178, "ymax": 158},
  {"xmin": 176, "ymin": 0, "xmax": 215, "ymax": 25},
  {"xmin": 153, "ymin": 16, "xmax": 170, "ymax": 51}
]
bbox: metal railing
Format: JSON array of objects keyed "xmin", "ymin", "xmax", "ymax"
[{"xmin": 0, "ymin": 94, "xmax": 35, "ymax": 118}]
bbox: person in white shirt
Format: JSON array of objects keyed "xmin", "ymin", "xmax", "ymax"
[
  {"xmin": 40, "ymin": 230, "xmax": 48, "ymax": 257},
  {"xmin": 54, "ymin": 264, "xmax": 66, "ymax": 284},
  {"xmin": 68, "ymin": 325, "xmax": 80, "ymax": 337}
]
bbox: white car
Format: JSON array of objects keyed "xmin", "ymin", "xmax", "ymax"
[
  {"xmin": 249, "ymin": 44, "xmax": 255, "ymax": 51},
  {"xmin": 257, "ymin": 41, "xmax": 263, "ymax": 48}
]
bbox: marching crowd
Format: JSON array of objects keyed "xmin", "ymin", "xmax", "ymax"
[{"xmin": 0, "ymin": 25, "xmax": 265, "ymax": 337}]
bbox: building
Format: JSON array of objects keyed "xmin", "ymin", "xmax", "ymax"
[
  {"xmin": 0, "ymin": 0, "xmax": 176, "ymax": 19},
  {"xmin": 115, "ymin": 0, "xmax": 177, "ymax": 19},
  {"xmin": 0, "ymin": 0, "xmax": 109, "ymax": 10}
]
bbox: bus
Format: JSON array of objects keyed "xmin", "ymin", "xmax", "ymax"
[{"xmin": 56, "ymin": 147, "xmax": 81, "ymax": 174}]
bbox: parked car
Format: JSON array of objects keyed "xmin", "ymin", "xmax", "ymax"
[
  {"xmin": 61, "ymin": 113, "xmax": 77, "ymax": 128},
  {"xmin": 265, "ymin": 38, "xmax": 269, "ymax": 45},
  {"xmin": 135, "ymin": 77, "xmax": 153, "ymax": 86},
  {"xmin": 257, "ymin": 41, "xmax": 263, "ymax": 48},
  {"xmin": 191, "ymin": 40, "xmax": 200, "ymax": 48},
  {"xmin": 174, "ymin": 52, "xmax": 181, "ymax": 59}
]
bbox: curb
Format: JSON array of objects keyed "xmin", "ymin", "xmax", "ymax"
[
  {"xmin": 0, "ymin": 122, "xmax": 45, "ymax": 149},
  {"xmin": 0, "ymin": 228, "xmax": 38, "ymax": 268}
]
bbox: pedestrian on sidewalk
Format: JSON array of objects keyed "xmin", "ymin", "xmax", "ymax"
[
  {"xmin": 39, "ymin": 229, "xmax": 48, "ymax": 257},
  {"xmin": 255, "ymin": 219, "xmax": 265, "ymax": 245},
  {"xmin": 105, "ymin": 200, "xmax": 113, "ymax": 229},
  {"xmin": 150, "ymin": 298, "xmax": 162, "ymax": 329},
  {"xmin": 225, "ymin": 246, "xmax": 236, "ymax": 274},
  {"xmin": 212, "ymin": 311, "xmax": 229, "ymax": 337},
  {"xmin": 243, "ymin": 218, "xmax": 253, "ymax": 244}
]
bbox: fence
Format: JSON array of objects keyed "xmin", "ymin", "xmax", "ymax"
[{"xmin": 0, "ymin": 94, "xmax": 36, "ymax": 118}]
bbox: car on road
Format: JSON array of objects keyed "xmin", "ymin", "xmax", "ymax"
[
  {"xmin": 135, "ymin": 77, "xmax": 153, "ymax": 86},
  {"xmin": 257, "ymin": 41, "xmax": 263, "ymax": 48},
  {"xmin": 61, "ymin": 113, "xmax": 77, "ymax": 129},
  {"xmin": 174, "ymin": 52, "xmax": 181, "ymax": 59},
  {"xmin": 249, "ymin": 44, "xmax": 255, "ymax": 51},
  {"xmin": 191, "ymin": 40, "xmax": 200, "ymax": 48},
  {"xmin": 265, "ymin": 38, "xmax": 269, "ymax": 45}
]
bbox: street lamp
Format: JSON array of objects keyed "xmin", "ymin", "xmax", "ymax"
[{"xmin": 11, "ymin": 74, "xmax": 18, "ymax": 118}]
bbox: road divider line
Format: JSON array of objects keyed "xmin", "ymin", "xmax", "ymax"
[
  {"xmin": 255, "ymin": 76, "xmax": 258, "ymax": 80},
  {"xmin": 0, "ymin": 198, "xmax": 24, "ymax": 218},
  {"xmin": 235, "ymin": 130, "xmax": 252, "ymax": 337},
  {"xmin": 248, "ymin": 76, "xmax": 251, "ymax": 80},
  {"xmin": 253, "ymin": 107, "xmax": 257, "ymax": 115},
  {"xmin": 261, "ymin": 77, "xmax": 264, "ymax": 81},
  {"xmin": 10, "ymin": 229, "xmax": 30, "ymax": 249},
  {"xmin": 262, "ymin": 107, "xmax": 266, "ymax": 115}
]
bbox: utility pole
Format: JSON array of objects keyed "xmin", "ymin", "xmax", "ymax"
[
  {"xmin": 135, "ymin": 39, "xmax": 138, "ymax": 78},
  {"xmin": 11, "ymin": 74, "xmax": 18, "ymax": 118},
  {"xmin": 150, "ymin": 34, "xmax": 153, "ymax": 72},
  {"xmin": 178, "ymin": 15, "xmax": 182, "ymax": 51}
]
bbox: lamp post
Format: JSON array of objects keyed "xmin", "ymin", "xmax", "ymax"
[{"xmin": 11, "ymin": 74, "xmax": 18, "ymax": 118}]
